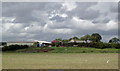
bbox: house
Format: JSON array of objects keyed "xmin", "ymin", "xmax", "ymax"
[
  {"xmin": 69, "ymin": 39, "xmax": 86, "ymax": 43},
  {"xmin": 7, "ymin": 41, "xmax": 34, "ymax": 46}
]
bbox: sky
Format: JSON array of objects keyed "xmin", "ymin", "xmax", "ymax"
[{"xmin": 2, "ymin": 2, "xmax": 118, "ymax": 42}]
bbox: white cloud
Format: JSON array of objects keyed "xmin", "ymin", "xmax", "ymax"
[
  {"xmin": 94, "ymin": 20, "xmax": 117, "ymax": 31},
  {"xmin": 60, "ymin": 14, "xmax": 68, "ymax": 18},
  {"xmin": 2, "ymin": 17, "xmax": 16, "ymax": 23},
  {"xmin": 3, "ymin": 23, "xmax": 14, "ymax": 31},
  {"xmin": 105, "ymin": 20, "xmax": 117, "ymax": 31},
  {"xmin": 52, "ymin": 28, "xmax": 72, "ymax": 34},
  {"xmin": 72, "ymin": 16, "xmax": 95, "ymax": 29},
  {"xmin": 24, "ymin": 27, "xmax": 29, "ymax": 31},
  {"xmin": 48, "ymin": 10, "xmax": 68, "ymax": 20},
  {"xmin": 62, "ymin": 2, "xmax": 77, "ymax": 11}
]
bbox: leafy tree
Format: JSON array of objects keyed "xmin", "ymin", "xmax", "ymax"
[
  {"xmin": 73, "ymin": 36, "xmax": 79, "ymax": 40},
  {"xmin": 55, "ymin": 38, "xmax": 62, "ymax": 41},
  {"xmin": 69, "ymin": 36, "xmax": 79, "ymax": 42},
  {"xmin": 69, "ymin": 38, "xmax": 73, "ymax": 41},
  {"xmin": 52, "ymin": 39, "xmax": 62, "ymax": 47},
  {"xmin": 33, "ymin": 42, "xmax": 37, "ymax": 46},
  {"xmin": 90, "ymin": 33, "xmax": 102, "ymax": 42},
  {"xmin": 62, "ymin": 39, "xmax": 69, "ymax": 43},
  {"xmin": 54, "ymin": 41, "xmax": 59, "ymax": 47},
  {"xmin": 80, "ymin": 34, "xmax": 90, "ymax": 43},
  {"xmin": 109, "ymin": 37, "xmax": 119, "ymax": 43}
]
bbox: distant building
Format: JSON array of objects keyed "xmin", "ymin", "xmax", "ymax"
[
  {"xmin": 69, "ymin": 39, "xmax": 86, "ymax": 43},
  {"xmin": 34, "ymin": 40, "xmax": 51, "ymax": 47},
  {"xmin": 7, "ymin": 41, "xmax": 34, "ymax": 46}
]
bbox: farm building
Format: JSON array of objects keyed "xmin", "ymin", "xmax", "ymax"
[
  {"xmin": 34, "ymin": 40, "xmax": 51, "ymax": 47},
  {"xmin": 7, "ymin": 41, "xmax": 34, "ymax": 46}
]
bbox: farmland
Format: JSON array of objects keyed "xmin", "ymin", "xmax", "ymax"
[{"xmin": 2, "ymin": 52, "xmax": 118, "ymax": 69}]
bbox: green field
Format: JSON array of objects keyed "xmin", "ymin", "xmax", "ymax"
[
  {"xmin": 2, "ymin": 52, "xmax": 118, "ymax": 69},
  {"xmin": 16, "ymin": 47, "xmax": 118, "ymax": 53}
]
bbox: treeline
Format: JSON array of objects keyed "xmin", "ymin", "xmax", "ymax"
[
  {"xmin": 68, "ymin": 42, "xmax": 120, "ymax": 49},
  {"xmin": 52, "ymin": 33, "xmax": 120, "ymax": 49},
  {"xmin": 52, "ymin": 42, "xmax": 120, "ymax": 49},
  {"xmin": 2, "ymin": 45, "xmax": 29, "ymax": 51},
  {"xmin": 0, "ymin": 42, "xmax": 7, "ymax": 46},
  {"xmin": 55, "ymin": 33, "xmax": 120, "ymax": 43}
]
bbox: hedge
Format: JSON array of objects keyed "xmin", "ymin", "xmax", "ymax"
[
  {"xmin": 2, "ymin": 45, "xmax": 29, "ymax": 51},
  {"xmin": 57, "ymin": 42, "xmax": 120, "ymax": 49}
]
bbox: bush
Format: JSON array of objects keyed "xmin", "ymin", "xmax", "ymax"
[
  {"xmin": 103, "ymin": 43, "xmax": 111, "ymax": 49},
  {"xmin": 2, "ymin": 45, "xmax": 29, "ymax": 51},
  {"xmin": 52, "ymin": 41, "xmax": 120, "ymax": 49},
  {"xmin": 96, "ymin": 42, "xmax": 104, "ymax": 49},
  {"xmin": 82, "ymin": 51, "xmax": 86, "ymax": 53},
  {"xmin": 88, "ymin": 42, "xmax": 103, "ymax": 49},
  {"xmin": 78, "ymin": 43, "xmax": 90, "ymax": 47},
  {"xmin": 88, "ymin": 42, "xmax": 120, "ymax": 49},
  {"xmin": 111, "ymin": 43, "xmax": 120, "ymax": 49}
]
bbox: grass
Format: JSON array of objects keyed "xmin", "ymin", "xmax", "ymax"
[
  {"xmin": 16, "ymin": 47, "xmax": 118, "ymax": 53},
  {"xmin": 2, "ymin": 52, "xmax": 118, "ymax": 69}
]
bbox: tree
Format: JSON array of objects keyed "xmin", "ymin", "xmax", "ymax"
[
  {"xmin": 109, "ymin": 37, "xmax": 119, "ymax": 43},
  {"xmin": 33, "ymin": 42, "xmax": 37, "ymax": 46},
  {"xmin": 90, "ymin": 33, "xmax": 102, "ymax": 42},
  {"xmin": 72, "ymin": 36, "xmax": 79, "ymax": 40},
  {"xmin": 69, "ymin": 36, "xmax": 79, "ymax": 41},
  {"xmin": 55, "ymin": 38, "xmax": 62, "ymax": 41},
  {"xmin": 54, "ymin": 41, "xmax": 59, "ymax": 47},
  {"xmin": 62, "ymin": 39, "xmax": 69, "ymax": 43},
  {"xmin": 80, "ymin": 34, "xmax": 90, "ymax": 43},
  {"xmin": 69, "ymin": 38, "xmax": 73, "ymax": 41},
  {"xmin": 52, "ymin": 40, "xmax": 59, "ymax": 47}
]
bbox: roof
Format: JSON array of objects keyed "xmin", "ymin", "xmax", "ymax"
[
  {"xmin": 33, "ymin": 40, "xmax": 51, "ymax": 43},
  {"xmin": 52, "ymin": 40, "xmax": 57, "ymax": 42},
  {"xmin": 38, "ymin": 41, "xmax": 51, "ymax": 43},
  {"xmin": 7, "ymin": 41, "xmax": 34, "ymax": 43},
  {"xmin": 69, "ymin": 39, "xmax": 85, "ymax": 43}
]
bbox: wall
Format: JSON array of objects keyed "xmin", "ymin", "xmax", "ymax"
[{"xmin": 7, "ymin": 42, "xmax": 33, "ymax": 46}]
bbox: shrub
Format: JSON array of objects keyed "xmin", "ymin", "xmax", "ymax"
[
  {"xmin": 82, "ymin": 51, "xmax": 86, "ymax": 53},
  {"xmin": 102, "ymin": 43, "xmax": 111, "ymax": 49},
  {"xmin": 97, "ymin": 42, "xmax": 104, "ymax": 49},
  {"xmin": 88, "ymin": 42, "xmax": 119, "ymax": 49},
  {"xmin": 78, "ymin": 43, "xmax": 87, "ymax": 47},
  {"xmin": 89, "ymin": 42, "xmax": 103, "ymax": 49},
  {"xmin": 44, "ymin": 50, "xmax": 48, "ymax": 52},
  {"xmin": 91, "ymin": 51, "xmax": 94, "ymax": 52},
  {"xmin": 111, "ymin": 43, "xmax": 120, "ymax": 49}
]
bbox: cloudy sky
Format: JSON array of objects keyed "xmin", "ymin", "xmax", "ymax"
[{"xmin": 2, "ymin": 2, "xmax": 118, "ymax": 42}]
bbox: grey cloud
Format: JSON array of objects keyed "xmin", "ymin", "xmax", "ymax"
[
  {"xmin": 78, "ymin": 9, "xmax": 100, "ymax": 20},
  {"xmin": 2, "ymin": 2, "xmax": 62, "ymax": 23},
  {"xmin": 2, "ymin": 2, "xmax": 118, "ymax": 42},
  {"xmin": 110, "ymin": 2, "xmax": 118, "ymax": 13},
  {"xmin": 92, "ymin": 18, "xmax": 110, "ymax": 24},
  {"xmin": 66, "ymin": 2, "xmax": 100, "ymax": 20}
]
